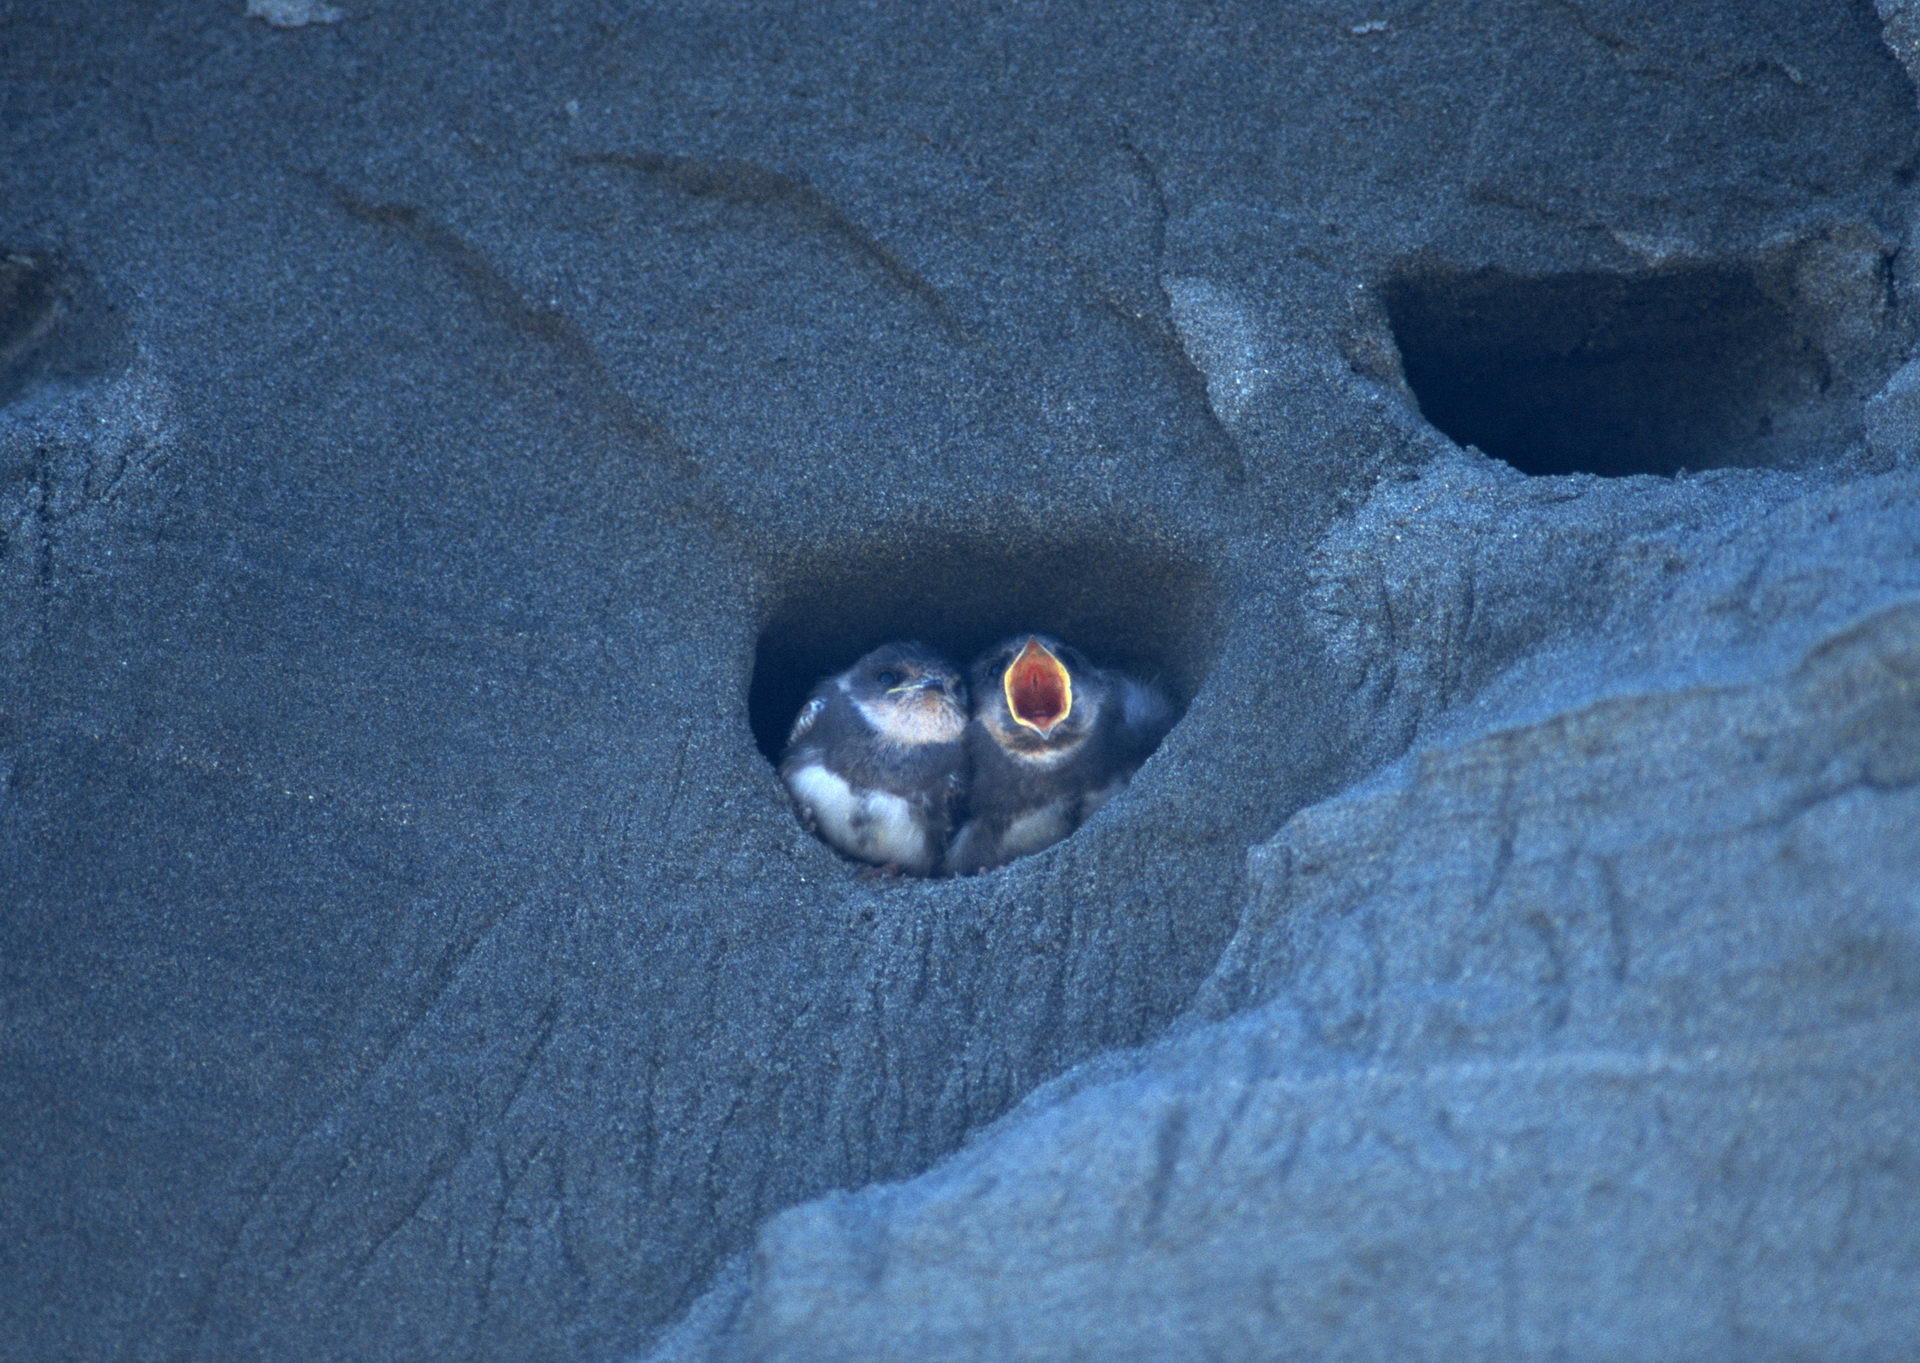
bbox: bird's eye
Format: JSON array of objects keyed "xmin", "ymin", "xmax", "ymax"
[{"xmin": 876, "ymin": 669, "xmax": 901, "ymax": 688}]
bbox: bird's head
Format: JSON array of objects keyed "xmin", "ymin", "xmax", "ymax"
[
  {"xmin": 976, "ymin": 634, "xmax": 1102, "ymax": 756},
  {"xmin": 845, "ymin": 642, "xmax": 968, "ymax": 744}
]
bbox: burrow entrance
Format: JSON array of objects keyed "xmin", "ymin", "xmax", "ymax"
[
  {"xmin": 748, "ymin": 531, "xmax": 1223, "ymax": 766},
  {"xmin": 0, "ymin": 250, "xmax": 123, "ymax": 406},
  {"xmin": 1385, "ymin": 262, "xmax": 1862, "ymax": 478}
]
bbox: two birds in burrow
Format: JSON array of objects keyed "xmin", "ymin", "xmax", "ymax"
[{"xmin": 781, "ymin": 635, "xmax": 1174, "ymax": 877}]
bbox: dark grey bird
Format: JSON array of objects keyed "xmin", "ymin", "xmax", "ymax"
[
  {"xmin": 780, "ymin": 642, "xmax": 969, "ymax": 877},
  {"xmin": 946, "ymin": 633, "xmax": 1175, "ymax": 875}
]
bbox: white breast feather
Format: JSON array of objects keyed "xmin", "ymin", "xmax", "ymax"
[
  {"xmin": 1081, "ymin": 777, "xmax": 1127, "ymax": 820},
  {"xmin": 785, "ymin": 762, "xmax": 934, "ymax": 874},
  {"xmin": 999, "ymin": 775, "xmax": 1130, "ymax": 861},
  {"xmin": 1001, "ymin": 798, "xmax": 1078, "ymax": 858}
]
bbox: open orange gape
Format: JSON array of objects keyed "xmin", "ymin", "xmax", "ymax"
[{"xmin": 1004, "ymin": 636, "xmax": 1073, "ymax": 737}]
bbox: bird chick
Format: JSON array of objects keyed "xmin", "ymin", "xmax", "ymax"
[
  {"xmin": 946, "ymin": 633, "xmax": 1173, "ymax": 875},
  {"xmin": 780, "ymin": 642, "xmax": 969, "ymax": 877}
]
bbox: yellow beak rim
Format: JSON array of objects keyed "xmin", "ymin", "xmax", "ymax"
[{"xmin": 1004, "ymin": 636, "xmax": 1072, "ymax": 737}]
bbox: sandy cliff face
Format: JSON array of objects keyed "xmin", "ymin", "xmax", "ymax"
[{"xmin": 2, "ymin": 2, "xmax": 1915, "ymax": 1360}]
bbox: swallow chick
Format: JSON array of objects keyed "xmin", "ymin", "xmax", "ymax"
[
  {"xmin": 946, "ymin": 633, "xmax": 1175, "ymax": 875},
  {"xmin": 780, "ymin": 642, "xmax": 969, "ymax": 877}
]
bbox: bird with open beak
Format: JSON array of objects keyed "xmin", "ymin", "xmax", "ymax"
[
  {"xmin": 946, "ymin": 633, "xmax": 1174, "ymax": 875},
  {"xmin": 780, "ymin": 642, "xmax": 970, "ymax": 876}
]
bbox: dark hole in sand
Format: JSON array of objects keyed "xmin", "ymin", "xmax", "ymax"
[
  {"xmin": 0, "ymin": 250, "xmax": 125, "ymax": 405},
  {"xmin": 1385, "ymin": 264, "xmax": 1842, "ymax": 478},
  {"xmin": 748, "ymin": 533, "xmax": 1221, "ymax": 766}
]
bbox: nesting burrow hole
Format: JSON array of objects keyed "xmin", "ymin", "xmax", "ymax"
[
  {"xmin": 748, "ymin": 532, "xmax": 1223, "ymax": 767},
  {"xmin": 0, "ymin": 250, "xmax": 123, "ymax": 406},
  {"xmin": 1385, "ymin": 262, "xmax": 1864, "ymax": 478}
]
